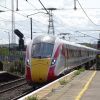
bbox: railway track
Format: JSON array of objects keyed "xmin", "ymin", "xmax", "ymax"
[
  {"xmin": 0, "ymin": 66, "xmax": 91, "ymax": 100},
  {"xmin": 0, "ymin": 77, "xmax": 42, "ymax": 100},
  {"xmin": 0, "ymin": 77, "xmax": 26, "ymax": 93},
  {"xmin": 11, "ymin": 88, "xmax": 35, "ymax": 100},
  {"xmin": 0, "ymin": 77, "xmax": 32, "ymax": 100}
]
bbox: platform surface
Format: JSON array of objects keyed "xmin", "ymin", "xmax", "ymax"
[
  {"xmin": 0, "ymin": 71, "xmax": 6, "ymax": 74},
  {"xmin": 81, "ymin": 71, "xmax": 100, "ymax": 100},
  {"xmin": 42, "ymin": 70, "xmax": 100, "ymax": 100}
]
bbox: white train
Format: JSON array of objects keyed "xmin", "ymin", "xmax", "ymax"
[{"xmin": 25, "ymin": 35, "xmax": 97, "ymax": 84}]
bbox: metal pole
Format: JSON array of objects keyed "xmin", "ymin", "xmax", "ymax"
[
  {"xmin": 16, "ymin": 0, "xmax": 19, "ymax": 11},
  {"xmin": 38, "ymin": 0, "xmax": 50, "ymax": 14},
  {"xmin": 30, "ymin": 18, "xmax": 32, "ymax": 40},
  {"xmin": 8, "ymin": 32, "xmax": 10, "ymax": 56},
  {"xmin": 11, "ymin": 0, "xmax": 15, "ymax": 43},
  {"xmin": 74, "ymin": 0, "xmax": 77, "ymax": 10},
  {"xmin": 48, "ymin": 9, "xmax": 55, "ymax": 35}
]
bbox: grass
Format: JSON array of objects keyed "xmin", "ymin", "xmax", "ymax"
[
  {"xmin": 0, "ymin": 47, "xmax": 9, "ymax": 56},
  {"xmin": 26, "ymin": 67, "xmax": 85, "ymax": 100},
  {"xmin": 74, "ymin": 67, "xmax": 85, "ymax": 76},
  {"xmin": 59, "ymin": 67, "xmax": 85, "ymax": 85},
  {"xmin": 59, "ymin": 79, "xmax": 68, "ymax": 85},
  {"xmin": 79, "ymin": 67, "xmax": 85, "ymax": 72},
  {"xmin": 26, "ymin": 96, "xmax": 38, "ymax": 100}
]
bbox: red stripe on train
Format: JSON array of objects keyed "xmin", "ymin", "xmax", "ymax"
[
  {"xmin": 47, "ymin": 66, "xmax": 56, "ymax": 81},
  {"xmin": 47, "ymin": 44, "xmax": 61, "ymax": 81},
  {"xmin": 54, "ymin": 45, "xmax": 61, "ymax": 59},
  {"xmin": 26, "ymin": 66, "xmax": 32, "ymax": 81}
]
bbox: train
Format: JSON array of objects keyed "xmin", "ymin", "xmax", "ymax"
[{"xmin": 25, "ymin": 35, "xmax": 98, "ymax": 84}]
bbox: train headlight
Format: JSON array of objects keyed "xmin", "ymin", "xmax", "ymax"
[
  {"xmin": 51, "ymin": 59, "xmax": 56, "ymax": 66},
  {"xmin": 26, "ymin": 59, "xmax": 30, "ymax": 66}
]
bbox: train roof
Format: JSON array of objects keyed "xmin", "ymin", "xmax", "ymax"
[
  {"xmin": 56, "ymin": 36, "xmax": 97, "ymax": 51},
  {"xmin": 32, "ymin": 35, "xmax": 97, "ymax": 51},
  {"xmin": 32, "ymin": 35, "xmax": 55, "ymax": 44}
]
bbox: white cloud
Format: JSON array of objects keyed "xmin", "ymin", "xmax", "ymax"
[{"xmin": 0, "ymin": 0, "xmax": 100, "ymax": 44}]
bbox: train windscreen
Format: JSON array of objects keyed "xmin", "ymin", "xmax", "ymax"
[{"xmin": 32, "ymin": 43, "xmax": 54, "ymax": 58}]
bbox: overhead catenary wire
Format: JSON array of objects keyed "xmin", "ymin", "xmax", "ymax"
[
  {"xmin": 0, "ymin": 4, "xmax": 28, "ymax": 18},
  {"xmin": 76, "ymin": 0, "xmax": 100, "ymax": 26},
  {"xmin": 53, "ymin": 15, "xmax": 99, "ymax": 41},
  {"xmin": 1, "ymin": 1, "xmax": 100, "ymax": 24},
  {"xmin": 0, "ymin": 2, "xmax": 69, "ymax": 35},
  {"xmin": 27, "ymin": 11, "xmax": 48, "ymax": 17},
  {"xmin": 0, "ymin": 27, "xmax": 11, "ymax": 31},
  {"xmin": 0, "ymin": 3, "xmax": 39, "ymax": 20},
  {"xmin": 0, "ymin": 4, "xmax": 48, "ymax": 26},
  {"xmin": 25, "ymin": 0, "xmax": 38, "ymax": 9},
  {"xmin": 1, "ymin": 1, "xmax": 100, "ymax": 38},
  {"xmin": 29, "ymin": 17, "xmax": 48, "ymax": 33},
  {"xmin": 38, "ymin": 0, "xmax": 50, "ymax": 15},
  {"xmin": 0, "ymin": 17, "xmax": 11, "ymax": 22},
  {"xmin": 76, "ymin": 31, "xmax": 98, "ymax": 40},
  {"xmin": 53, "ymin": 15, "xmax": 77, "ymax": 31},
  {"xmin": 25, "ymin": 0, "xmax": 50, "ymax": 14},
  {"xmin": 0, "ymin": 4, "xmax": 48, "ymax": 40},
  {"xmin": 0, "ymin": 1, "xmax": 100, "ymax": 28},
  {"xmin": 0, "ymin": 3, "xmax": 49, "ymax": 25},
  {"xmin": 0, "ymin": 16, "xmax": 31, "ymax": 33},
  {"xmin": 0, "ymin": 9, "xmax": 46, "ymax": 38},
  {"xmin": 13, "ymin": 7, "xmax": 100, "ymax": 12}
]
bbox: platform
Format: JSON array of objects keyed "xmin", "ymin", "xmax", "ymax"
[
  {"xmin": 42, "ymin": 70, "xmax": 100, "ymax": 100},
  {"xmin": 81, "ymin": 71, "xmax": 100, "ymax": 100},
  {"xmin": 0, "ymin": 71, "xmax": 6, "ymax": 74}
]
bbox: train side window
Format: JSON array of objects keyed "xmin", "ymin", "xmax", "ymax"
[
  {"xmin": 62, "ymin": 44, "xmax": 69, "ymax": 59},
  {"xmin": 79, "ymin": 49, "xmax": 81, "ymax": 57},
  {"xmin": 68, "ymin": 49, "xmax": 71, "ymax": 58}
]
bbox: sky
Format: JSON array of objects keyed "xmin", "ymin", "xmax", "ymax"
[{"xmin": 0, "ymin": 0, "xmax": 100, "ymax": 44}]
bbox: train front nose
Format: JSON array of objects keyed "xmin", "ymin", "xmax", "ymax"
[{"xmin": 31, "ymin": 58, "xmax": 50, "ymax": 83}]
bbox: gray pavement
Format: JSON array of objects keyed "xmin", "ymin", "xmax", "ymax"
[
  {"xmin": 42, "ymin": 70, "xmax": 99, "ymax": 100},
  {"xmin": 81, "ymin": 71, "xmax": 100, "ymax": 100}
]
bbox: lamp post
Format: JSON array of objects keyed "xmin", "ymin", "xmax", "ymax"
[{"xmin": 27, "ymin": 12, "xmax": 48, "ymax": 40}]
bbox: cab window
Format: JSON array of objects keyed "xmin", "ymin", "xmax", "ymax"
[{"xmin": 32, "ymin": 43, "xmax": 54, "ymax": 58}]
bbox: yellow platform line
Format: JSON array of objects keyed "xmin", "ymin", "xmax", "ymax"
[{"xmin": 75, "ymin": 71, "xmax": 96, "ymax": 100}]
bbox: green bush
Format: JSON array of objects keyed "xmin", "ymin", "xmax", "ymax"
[
  {"xmin": 26, "ymin": 96, "xmax": 38, "ymax": 100},
  {"xmin": 0, "ymin": 47, "xmax": 9, "ymax": 56},
  {"xmin": 74, "ymin": 67, "xmax": 85, "ymax": 76},
  {"xmin": 79, "ymin": 67, "xmax": 85, "ymax": 72},
  {"xmin": 59, "ymin": 79, "xmax": 68, "ymax": 85},
  {"xmin": 9, "ymin": 66, "xmax": 15, "ymax": 73},
  {"xmin": 74, "ymin": 70, "xmax": 80, "ymax": 76}
]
